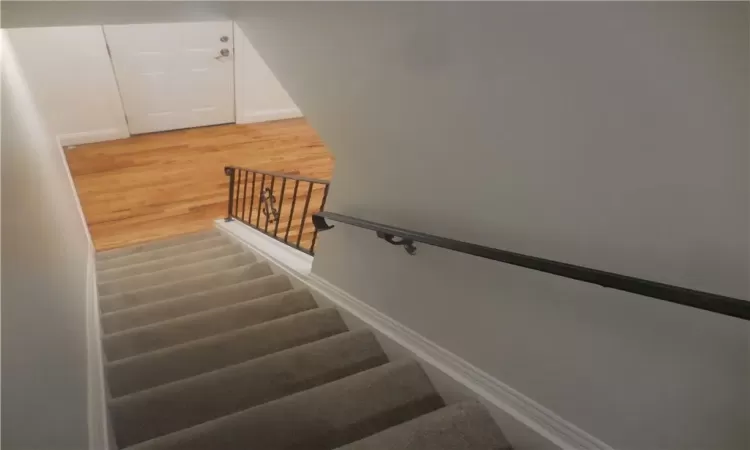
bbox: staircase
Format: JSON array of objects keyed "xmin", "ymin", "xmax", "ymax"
[{"xmin": 97, "ymin": 228, "xmax": 511, "ymax": 450}]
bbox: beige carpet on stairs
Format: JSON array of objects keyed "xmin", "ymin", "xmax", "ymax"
[{"xmin": 97, "ymin": 228, "xmax": 512, "ymax": 450}]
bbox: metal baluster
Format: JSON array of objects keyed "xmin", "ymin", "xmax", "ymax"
[
  {"xmin": 284, "ymin": 180, "xmax": 300, "ymax": 243},
  {"xmin": 273, "ymin": 178, "xmax": 287, "ymax": 237},
  {"xmin": 296, "ymin": 182, "xmax": 315, "ymax": 249},
  {"xmin": 248, "ymin": 172, "xmax": 256, "ymax": 224},
  {"xmin": 224, "ymin": 167, "xmax": 235, "ymax": 221},
  {"xmin": 241, "ymin": 170, "xmax": 249, "ymax": 221},
  {"xmin": 309, "ymin": 183, "xmax": 330, "ymax": 254},
  {"xmin": 256, "ymin": 174, "xmax": 265, "ymax": 228},
  {"xmin": 264, "ymin": 176, "xmax": 276, "ymax": 232},
  {"xmin": 234, "ymin": 170, "xmax": 242, "ymax": 217}
]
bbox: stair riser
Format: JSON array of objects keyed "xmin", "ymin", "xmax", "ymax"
[
  {"xmin": 97, "ymin": 236, "xmax": 231, "ymax": 271},
  {"xmin": 101, "ymin": 275, "xmax": 293, "ymax": 334},
  {"xmin": 100, "ymin": 262, "xmax": 272, "ymax": 313},
  {"xmin": 107, "ymin": 308, "xmax": 348, "ymax": 397},
  {"xmin": 98, "ymin": 252, "xmax": 257, "ymax": 296},
  {"xmin": 104, "ymin": 290, "xmax": 317, "ymax": 361},
  {"xmin": 97, "ymin": 230, "xmax": 221, "ymax": 261},
  {"xmin": 97, "ymin": 244, "xmax": 245, "ymax": 283},
  {"xmin": 110, "ymin": 331, "xmax": 388, "ymax": 447}
]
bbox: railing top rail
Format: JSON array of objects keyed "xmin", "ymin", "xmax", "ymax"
[
  {"xmin": 313, "ymin": 211, "xmax": 750, "ymax": 321},
  {"xmin": 225, "ymin": 165, "xmax": 330, "ymax": 184}
]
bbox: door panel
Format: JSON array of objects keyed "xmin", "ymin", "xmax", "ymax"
[{"xmin": 104, "ymin": 22, "xmax": 235, "ymax": 134}]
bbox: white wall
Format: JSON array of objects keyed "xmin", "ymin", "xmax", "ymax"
[
  {"xmin": 2, "ymin": 2, "xmax": 747, "ymax": 448},
  {"xmin": 1, "ymin": 32, "xmax": 105, "ymax": 449},
  {"xmin": 3, "ymin": 22, "xmax": 299, "ymax": 143},
  {"xmin": 234, "ymin": 22, "xmax": 300, "ymax": 124},
  {"xmin": 233, "ymin": 3, "xmax": 750, "ymax": 449},
  {"xmin": 6, "ymin": 26, "xmax": 129, "ymax": 146}
]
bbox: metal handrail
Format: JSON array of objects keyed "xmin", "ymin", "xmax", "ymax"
[
  {"xmin": 224, "ymin": 165, "xmax": 329, "ymax": 184},
  {"xmin": 313, "ymin": 211, "xmax": 750, "ymax": 321}
]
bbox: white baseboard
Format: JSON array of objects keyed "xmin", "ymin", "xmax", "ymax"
[
  {"xmin": 238, "ymin": 108, "xmax": 303, "ymax": 124},
  {"xmin": 305, "ymin": 274, "xmax": 613, "ymax": 450},
  {"xmin": 58, "ymin": 127, "xmax": 129, "ymax": 147},
  {"xmin": 218, "ymin": 220, "xmax": 313, "ymax": 275},
  {"xmin": 215, "ymin": 220, "xmax": 613, "ymax": 450},
  {"xmin": 86, "ymin": 250, "xmax": 111, "ymax": 450}
]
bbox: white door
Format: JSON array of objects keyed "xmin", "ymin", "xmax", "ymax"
[{"xmin": 104, "ymin": 22, "xmax": 235, "ymax": 134}]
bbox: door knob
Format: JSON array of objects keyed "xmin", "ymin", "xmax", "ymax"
[
  {"xmin": 220, "ymin": 36, "xmax": 229, "ymax": 42},
  {"xmin": 215, "ymin": 48, "xmax": 231, "ymax": 60}
]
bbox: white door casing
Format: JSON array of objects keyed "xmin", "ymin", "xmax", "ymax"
[{"xmin": 104, "ymin": 22, "xmax": 235, "ymax": 134}]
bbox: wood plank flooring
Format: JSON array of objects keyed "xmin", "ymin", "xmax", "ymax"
[{"xmin": 66, "ymin": 118, "xmax": 334, "ymax": 251}]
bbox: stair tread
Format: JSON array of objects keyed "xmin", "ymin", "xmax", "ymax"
[
  {"xmin": 126, "ymin": 360, "xmax": 443, "ymax": 450},
  {"xmin": 97, "ymin": 235, "xmax": 232, "ymax": 271},
  {"xmin": 104, "ymin": 289, "xmax": 317, "ymax": 361},
  {"xmin": 110, "ymin": 330, "xmax": 389, "ymax": 447},
  {"xmin": 97, "ymin": 243, "xmax": 246, "ymax": 283},
  {"xmin": 99, "ymin": 229, "xmax": 505, "ymax": 450},
  {"xmin": 336, "ymin": 401, "xmax": 511, "ymax": 450},
  {"xmin": 101, "ymin": 274, "xmax": 293, "ymax": 334},
  {"xmin": 107, "ymin": 307, "xmax": 348, "ymax": 397},
  {"xmin": 97, "ymin": 229, "xmax": 221, "ymax": 261},
  {"xmin": 100, "ymin": 261, "xmax": 273, "ymax": 313},
  {"xmin": 98, "ymin": 251, "xmax": 257, "ymax": 296}
]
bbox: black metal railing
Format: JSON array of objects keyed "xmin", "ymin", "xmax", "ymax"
[
  {"xmin": 225, "ymin": 166, "xmax": 330, "ymax": 255},
  {"xmin": 313, "ymin": 211, "xmax": 750, "ymax": 321}
]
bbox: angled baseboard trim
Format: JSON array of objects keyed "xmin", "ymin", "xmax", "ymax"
[
  {"xmin": 305, "ymin": 273, "xmax": 613, "ymax": 450},
  {"xmin": 216, "ymin": 219, "xmax": 613, "ymax": 450},
  {"xmin": 86, "ymin": 251, "xmax": 112, "ymax": 450},
  {"xmin": 56, "ymin": 133, "xmax": 111, "ymax": 449}
]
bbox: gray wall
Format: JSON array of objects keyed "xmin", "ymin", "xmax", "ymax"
[
  {"xmin": 1, "ymin": 33, "xmax": 92, "ymax": 449},
  {"xmin": 233, "ymin": 3, "xmax": 750, "ymax": 449}
]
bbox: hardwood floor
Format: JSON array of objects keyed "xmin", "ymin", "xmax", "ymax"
[{"xmin": 66, "ymin": 118, "xmax": 334, "ymax": 251}]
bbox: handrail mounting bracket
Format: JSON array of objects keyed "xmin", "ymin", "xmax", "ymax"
[{"xmin": 376, "ymin": 231, "xmax": 417, "ymax": 255}]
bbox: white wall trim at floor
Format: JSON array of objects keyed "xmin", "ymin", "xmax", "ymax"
[
  {"xmin": 58, "ymin": 127, "xmax": 129, "ymax": 147},
  {"xmin": 217, "ymin": 219, "xmax": 313, "ymax": 275},
  {"xmin": 215, "ymin": 219, "xmax": 614, "ymax": 450},
  {"xmin": 238, "ymin": 107, "xmax": 303, "ymax": 125}
]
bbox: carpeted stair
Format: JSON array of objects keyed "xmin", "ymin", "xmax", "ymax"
[{"xmin": 97, "ymin": 228, "xmax": 512, "ymax": 450}]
